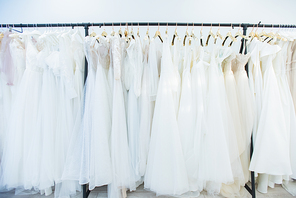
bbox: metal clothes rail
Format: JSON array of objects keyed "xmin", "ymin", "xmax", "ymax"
[
  {"xmin": 1, "ymin": 22, "xmax": 296, "ymax": 28},
  {"xmin": 2, "ymin": 21, "xmax": 295, "ymax": 198}
]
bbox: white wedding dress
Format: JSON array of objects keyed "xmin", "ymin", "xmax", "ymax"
[
  {"xmin": 108, "ymin": 34, "xmax": 137, "ymax": 198},
  {"xmin": 249, "ymin": 42, "xmax": 292, "ymax": 193},
  {"xmin": 220, "ymin": 51, "xmax": 245, "ymax": 197},
  {"xmin": 232, "ymin": 52, "xmax": 254, "ymax": 184},
  {"xmin": 144, "ymin": 34, "xmax": 189, "ymax": 196},
  {"xmin": 202, "ymin": 45, "xmax": 233, "ymax": 195}
]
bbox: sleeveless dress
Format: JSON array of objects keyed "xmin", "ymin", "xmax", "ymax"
[
  {"xmin": 91, "ymin": 36, "xmax": 113, "ymax": 188},
  {"xmin": 0, "ymin": 35, "xmax": 25, "ymax": 161},
  {"xmin": 126, "ymin": 36, "xmax": 143, "ymax": 185},
  {"xmin": 203, "ymin": 45, "xmax": 233, "ymax": 195},
  {"xmin": 39, "ymin": 33, "xmax": 59, "ymax": 196},
  {"xmin": 220, "ymin": 51, "xmax": 245, "ymax": 197},
  {"xmin": 249, "ymin": 42, "xmax": 292, "ymax": 193},
  {"xmin": 108, "ymin": 34, "xmax": 137, "ymax": 198},
  {"xmin": 232, "ymin": 53, "xmax": 254, "ymax": 184},
  {"xmin": 56, "ymin": 36, "xmax": 97, "ymax": 198},
  {"xmin": 138, "ymin": 36, "xmax": 152, "ymax": 177},
  {"xmin": 0, "ymin": 33, "xmax": 43, "ymax": 192},
  {"xmin": 248, "ymin": 38, "xmax": 263, "ymax": 146},
  {"xmin": 191, "ymin": 46, "xmax": 209, "ymax": 193},
  {"xmin": 61, "ymin": 36, "xmax": 112, "ymax": 192},
  {"xmin": 0, "ymin": 32, "xmax": 14, "ymax": 162},
  {"xmin": 144, "ymin": 34, "xmax": 189, "ymax": 196},
  {"xmin": 271, "ymin": 39, "xmax": 296, "ymax": 188},
  {"xmin": 178, "ymin": 39, "xmax": 197, "ymax": 193}
]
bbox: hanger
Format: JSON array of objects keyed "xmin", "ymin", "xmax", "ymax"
[
  {"xmin": 200, "ymin": 23, "xmax": 203, "ymax": 46},
  {"xmin": 229, "ymin": 24, "xmax": 246, "ymax": 46},
  {"xmin": 110, "ymin": 23, "xmax": 115, "ymax": 36},
  {"xmin": 118, "ymin": 23, "xmax": 123, "ymax": 38},
  {"xmin": 248, "ymin": 24, "xmax": 255, "ymax": 41},
  {"xmin": 258, "ymin": 24, "xmax": 268, "ymax": 41},
  {"xmin": 137, "ymin": 23, "xmax": 140, "ymax": 37},
  {"xmin": 265, "ymin": 24, "xmax": 275, "ymax": 43},
  {"xmin": 189, "ymin": 23, "xmax": 197, "ymax": 46},
  {"xmin": 214, "ymin": 23, "xmax": 224, "ymax": 44},
  {"xmin": 153, "ymin": 23, "xmax": 163, "ymax": 43},
  {"xmin": 172, "ymin": 23, "xmax": 178, "ymax": 45},
  {"xmin": 253, "ymin": 23, "xmax": 262, "ymax": 41},
  {"xmin": 9, "ymin": 24, "xmax": 23, "ymax": 34},
  {"xmin": 183, "ymin": 23, "xmax": 189, "ymax": 46},
  {"xmin": 101, "ymin": 23, "xmax": 108, "ymax": 37},
  {"xmin": 222, "ymin": 24, "xmax": 237, "ymax": 46},
  {"xmin": 276, "ymin": 24, "xmax": 288, "ymax": 42},
  {"xmin": 145, "ymin": 23, "xmax": 150, "ymax": 40},
  {"xmin": 124, "ymin": 23, "xmax": 128, "ymax": 38},
  {"xmin": 206, "ymin": 23, "xmax": 216, "ymax": 46},
  {"xmin": 130, "ymin": 24, "xmax": 135, "ymax": 39},
  {"xmin": 90, "ymin": 23, "xmax": 96, "ymax": 37},
  {"xmin": 191, "ymin": 23, "xmax": 197, "ymax": 40}
]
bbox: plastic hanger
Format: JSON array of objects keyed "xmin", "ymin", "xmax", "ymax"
[
  {"xmin": 145, "ymin": 23, "xmax": 150, "ymax": 40},
  {"xmin": 111, "ymin": 23, "xmax": 115, "ymax": 36},
  {"xmin": 229, "ymin": 24, "xmax": 246, "ymax": 46},
  {"xmin": 165, "ymin": 23, "xmax": 168, "ymax": 35},
  {"xmin": 214, "ymin": 23, "xmax": 224, "ymax": 44},
  {"xmin": 276, "ymin": 25, "xmax": 288, "ymax": 42},
  {"xmin": 183, "ymin": 23, "xmax": 189, "ymax": 46},
  {"xmin": 206, "ymin": 23, "xmax": 216, "ymax": 46},
  {"xmin": 171, "ymin": 23, "xmax": 178, "ymax": 45},
  {"xmin": 89, "ymin": 23, "xmax": 96, "ymax": 37},
  {"xmin": 222, "ymin": 24, "xmax": 237, "ymax": 46},
  {"xmin": 101, "ymin": 23, "xmax": 108, "ymax": 37},
  {"xmin": 258, "ymin": 25, "xmax": 268, "ymax": 41},
  {"xmin": 137, "ymin": 23, "xmax": 140, "ymax": 37},
  {"xmin": 253, "ymin": 24, "xmax": 262, "ymax": 41},
  {"xmin": 200, "ymin": 23, "xmax": 203, "ymax": 47},
  {"xmin": 189, "ymin": 23, "xmax": 197, "ymax": 46},
  {"xmin": 118, "ymin": 23, "xmax": 123, "ymax": 38},
  {"xmin": 124, "ymin": 23, "xmax": 128, "ymax": 38},
  {"xmin": 130, "ymin": 24, "xmax": 135, "ymax": 39},
  {"xmin": 248, "ymin": 24, "xmax": 255, "ymax": 40},
  {"xmin": 191, "ymin": 23, "xmax": 197, "ymax": 40},
  {"xmin": 265, "ymin": 24, "xmax": 276, "ymax": 43},
  {"xmin": 153, "ymin": 23, "xmax": 163, "ymax": 43}
]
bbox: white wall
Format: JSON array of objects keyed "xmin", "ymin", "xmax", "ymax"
[
  {"xmin": 0, "ymin": 0, "xmax": 295, "ymax": 36},
  {"xmin": 1, "ymin": 0, "xmax": 296, "ymax": 24}
]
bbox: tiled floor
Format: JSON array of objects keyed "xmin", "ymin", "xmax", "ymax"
[{"xmin": 0, "ymin": 183, "xmax": 294, "ymax": 198}]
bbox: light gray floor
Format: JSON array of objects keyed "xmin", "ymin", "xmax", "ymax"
[{"xmin": 0, "ymin": 183, "xmax": 294, "ymax": 198}]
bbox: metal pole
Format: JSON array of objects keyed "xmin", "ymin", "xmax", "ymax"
[
  {"xmin": 84, "ymin": 24, "xmax": 89, "ymax": 84},
  {"xmin": 242, "ymin": 23, "xmax": 256, "ymax": 198},
  {"xmin": 83, "ymin": 23, "xmax": 89, "ymax": 198},
  {"xmin": 1, "ymin": 22, "xmax": 295, "ymax": 28}
]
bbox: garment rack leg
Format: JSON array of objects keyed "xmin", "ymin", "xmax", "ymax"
[
  {"xmin": 242, "ymin": 24, "xmax": 256, "ymax": 198},
  {"xmin": 83, "ymin": 24, "xmax": 90, "ymax": 198}
]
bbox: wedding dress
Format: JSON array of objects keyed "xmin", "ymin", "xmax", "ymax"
[{"xmin": 144, "ymin": 34, "xmax": 189, "ymax": 196}]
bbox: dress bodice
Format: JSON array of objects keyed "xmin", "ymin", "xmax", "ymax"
[
  {"xmin": 273, "ymin": 40, "xmax": 288, "ymax": 76},
  {"xmin": 84, "ymin": 36, "xmax": 99, "ymax": 73},
  {"xmin": 222, "ymin": 53, "xmax": 236, "ymax": 74},
  {"xmin": 25, "ymin": 35, "xmax": 42, "ymax": 72},
  {"xmin": 71, "ymin": 31, "xmax": 85, "ymax": 73},
  {"xmin": 9, "ymin": 38, "xmax": 26, "ymax": 71},
  {"xmin": 96, "ymin": 36, "xmax": 110, "ymax": 69},
  {"xmin": 259, "ymin": 43, "xmax": 280, "ymax": 73},
  {"xmin": 231, "ymin": 53, "xmax": 251, "ymax": 74}
]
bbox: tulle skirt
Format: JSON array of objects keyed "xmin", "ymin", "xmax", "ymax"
[
  {"xmin": 144, "ymin": 72, "xmax": 189, "ymax": 196},
  {"xmin": 0, "ymin": 68, "xmax": 43, "ymax": 191}
]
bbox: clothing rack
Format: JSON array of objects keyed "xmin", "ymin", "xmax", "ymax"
[{"xmin": 2, "ymin": 21, "xmax": 295, "ymax": 198}]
